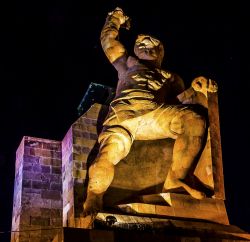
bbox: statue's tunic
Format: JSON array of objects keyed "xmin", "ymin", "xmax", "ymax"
[{"xmin": 99, "ymin": 55, "xmax": 196, "ymax": 142}]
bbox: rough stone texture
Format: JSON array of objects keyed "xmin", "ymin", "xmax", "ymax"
[
  {"xmin": 62, "ymin": 103, "xmax": 108, "ymax": 227},
  {"xmin": 11, "ymin": 136, "xmax": 62, "ymax": 242}
]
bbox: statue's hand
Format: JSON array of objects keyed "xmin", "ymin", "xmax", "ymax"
[
  {"xmin": 192, "ymin": 76, "xmax": 218, "ymax": 97},
  {"xmin": 108, "ymin": 7, "xmax": 130, "ymax": 29}
]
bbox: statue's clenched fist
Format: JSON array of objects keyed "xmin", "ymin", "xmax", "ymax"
[
  {"xmin": 108, "ymin": 7, "xmax": 130, "ymax": 29},
  {"xmin": 192, "ymin": 76, "xmax": 218, "ymax": 97}
]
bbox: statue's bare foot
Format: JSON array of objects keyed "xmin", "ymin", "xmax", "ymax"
[
  {"xmin": 83, "ymin": 191, "xmax": 103, "ymax": 217},
  {"xmin": 163, "ymin": 178, "xmax": 206, "ymax": 200}
]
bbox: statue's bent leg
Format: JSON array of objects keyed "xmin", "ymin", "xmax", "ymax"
[
  {"xmin": 83, "ymin": 126, "xmax": 133, "ymax": 215},
  {"xmin": 163, "ymin": 110, "xmax": 206, "ymax": 199}
]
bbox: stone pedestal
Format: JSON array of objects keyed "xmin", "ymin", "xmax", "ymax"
[
  {"xmin": 117, "ymin": 193, "xmax": 229, "ymax": 225},
  {"xmin": 52, "ymin": 213, "xmax": 250, "ymax": 242}
]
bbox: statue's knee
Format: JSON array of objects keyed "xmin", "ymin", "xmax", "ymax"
[
  {"xmin": 184, "ymin": 111, "xmax": 206, "ymax": 136},
  {"xmin": 88, "ymin": 163, "xmax": 114, "ymax": 193},
  {"xmin": 98, "ymin": 126, "xmax": 133, "ymax": 163}
]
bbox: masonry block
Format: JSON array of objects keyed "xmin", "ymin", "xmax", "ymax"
[{"xmin": 11, "ymin": 136, "xmax": 62, "ymax": 242}]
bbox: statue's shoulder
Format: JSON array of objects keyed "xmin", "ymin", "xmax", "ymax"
[{"xmin": 127, "ymin": 56, "xmax": 139, "ymax": 68}]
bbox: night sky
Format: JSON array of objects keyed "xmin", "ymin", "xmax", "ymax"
[{"xmin": 0, "ymin": 0, "xmax": 249, "ymax": 241}]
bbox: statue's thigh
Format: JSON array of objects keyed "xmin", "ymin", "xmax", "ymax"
[{"xmin": 120, "ymin": 106, "xmax": 180, "ymax": 140}]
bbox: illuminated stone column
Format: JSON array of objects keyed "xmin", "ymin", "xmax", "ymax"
[
  {"xmin": 62, "ymin": 103, "xmax": 108, "ymax": 227},
  {"xmin": 11, "ymin": 136, "xmax": 62, "ymax": 242}
]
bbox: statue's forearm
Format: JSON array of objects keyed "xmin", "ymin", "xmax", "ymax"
[
  {"xmin": 177, "ymin": 87, "xmax": 195, "ymax": 104},
  {"xmin": 100, "ymin": 15, "xmax": 126, "ymax": 63}
]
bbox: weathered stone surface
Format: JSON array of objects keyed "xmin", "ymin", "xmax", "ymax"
[
  {"xmin": 11, "ymin": 136, "xmax": 62, "ymax": 242},
  {"xmin": 62, "ymin": 103, "xmax": 108, "ymax": 227}
]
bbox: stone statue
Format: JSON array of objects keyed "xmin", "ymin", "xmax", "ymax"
[{"xmin": 83, "ymin": 7, "xmax": 217, "ymax": 216}]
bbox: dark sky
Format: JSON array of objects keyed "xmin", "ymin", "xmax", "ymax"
[{"xmin": 0, "ymin": 0, "xmax": 249, "ymax": 240}]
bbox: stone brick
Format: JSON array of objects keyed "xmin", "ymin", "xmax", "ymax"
[
  {"xmin": 51, "ymin": 218, "xmax": 62, "ymax": 226},
  {"xmin": 73, "ymin": 153, "xmax": 88, "ymax": 162},
  {"xmin": 90, "ymin": 133, "xmax": 98, "ymax": 140},
  {"xmin": 41, "ymin": 190, "xmax": 61, "ymax": 200},
  {"xmin": 50, "ymin": 208, "xmax": 62, "ymax": 217},
  {"xmin": 23, "ymin": 163, "xmax": 33, "ymax": 171},
  {"xmin": 32, "ymin": 180, "xmax": 50, "ymax": 189},
  {"xmin": 52, "ymin": 166, "xmax": 61, "ymax": 174},
  {"xmin": 40, "ymin": 208, "xmax": 51, "ymax": 217},
  {"xmin": 50, "ymin": 174, "xmax": 61, "ymax": 183},
  {"xmin": 74, "ymin": 160, "xmax": 82, "ymax": 169},
  {"xmin": 42, "ymin": 142, "xmax": 61, "ymax": 151},
  {"xmin": 72, "ymin": 123, "xmax": 88, "ymax": 131},
  {"xmin": 86, "ymin": 125, "xmax": 97, "ymax": 133},
  {"xmin": 51, "ymin": 199, "xmax": 62, "ymax": 209},
  {"xmin": 30, "ymin": 216, "xmax": 50, "ymax": 226},
  {"xmin": 23, "ymin": 188, "xmax": 41, "ymax": 194},
  {"xmin": 72, "ymin": 168, "xmax": 87, "ymax": 179},
  {"xmin": 41, "ymin": 165, "xmax": 51, "ymax": 173},
  {"xmin": 23, "ymin": 180, "xmax": 32, "ymax": 188},
  {"xmin": 39, "ymin": 157, "xmax": 52, "ymax": 165},
  {"xmin": 32, "ymin": 164, "xmax": 42, "ymax": 172},
  {"xmin": 51, "ymin": 151, "xmax": 62, "ymax": 160},
  {"xmin": 82, "ymin": 146, "xmax": 91, "ymax": 154},
  {"xmin": 23, "ymin": 155, "xmax": 40, "ymax": 164},
  {"xmin": 72, "ymin": 145, "xmax": 82, "ymax": 154},
  {"xmin": 51, "ymin": 159, "xmax": 62, "ymax": 166},
  {"xmin": 73, "ymin": 129, "xmax": 90, "ymax": 139},
  {"xmin": 23, "ymin": 171, "xmax": 42, "ymax": 181},
  {"xmin": 39, "ymin": 173, "xmax": 49, "ymax": 182},
  {"xmin": 50, "ymin": 182, "xmax": 62, "ymax": 191},
  {"xmin": 82, "ymin": 118, "xmax": 92, "ymax": 124}
]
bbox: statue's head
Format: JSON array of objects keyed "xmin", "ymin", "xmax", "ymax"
[{"xmin": 134, "ymin": 34, "xmax": 164, "ymax": 67}]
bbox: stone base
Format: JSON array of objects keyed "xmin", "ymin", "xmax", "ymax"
[
  {"xmin": 117, "ymin": 193, "xmax": 229, "ymax": 225},
  {"xmin": 53, "ymin": 213, "xmax": 250, "ymax": 242}
]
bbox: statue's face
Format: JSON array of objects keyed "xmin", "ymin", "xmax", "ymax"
[{"xmin": 134, "ymin": 34, "xmax": 164, "ymax": 64}]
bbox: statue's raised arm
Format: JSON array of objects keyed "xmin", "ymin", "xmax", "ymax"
[{"xmin": 100, "ymin": 7, "xmax": 130, "ymax": 64}]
